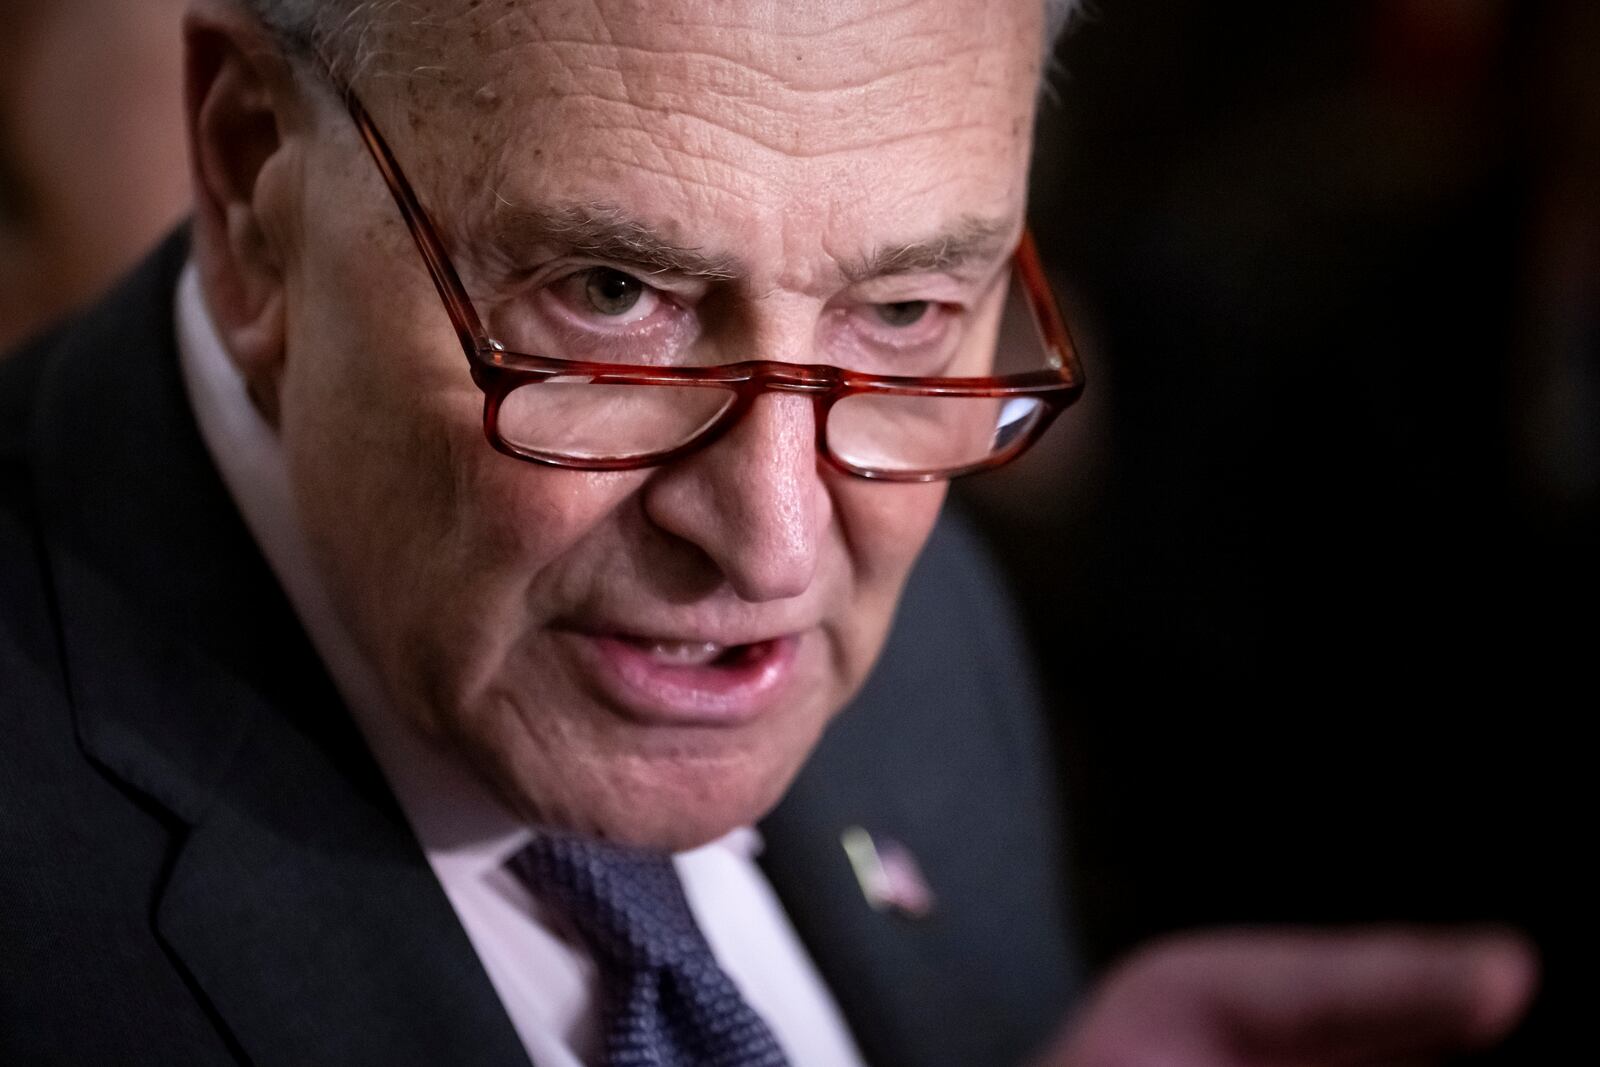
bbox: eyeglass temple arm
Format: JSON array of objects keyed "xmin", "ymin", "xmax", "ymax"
[
  {"xmin": 341, "ymin": 89, "xmax": 489, "ymax": 356},
  {"xmin": 335, "ymin": 73, "xmax": 1079, "ymax": 389},
  {"xmin": 1013, "ymin": 229, "xmax": 1080, "ymax": 378}
]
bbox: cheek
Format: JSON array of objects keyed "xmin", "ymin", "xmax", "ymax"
[
  {"xmin": 277, "ymin": 305, "xmax": 466, "ymax": 580},
  {"xmin": 459, "ymin": 462, "xmax": 649, "ymax": 592},
  {"xmin": 835, "ymin": 476, "xmax": 948, "ymax": 611}
]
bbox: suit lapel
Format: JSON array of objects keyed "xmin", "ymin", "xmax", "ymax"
[
  {"xmin": 760, "ymin": 516, "xmax": 1081, "ymax": 1067},
  {"xmin": 152, "ymin": 683, "xmax": 535, "ymax": 1067},
  {"xmin": 28, "ymin": 232, "xmax": 533, "ymax": 1067},
  {"xmin": 25, "ymin": 231, "xmax": 1075, "ymax": 1067}
]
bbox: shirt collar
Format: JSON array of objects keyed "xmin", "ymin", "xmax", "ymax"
[{"xmin": 174, "ymin": 261, "xmax": 533, "ymax": 875}]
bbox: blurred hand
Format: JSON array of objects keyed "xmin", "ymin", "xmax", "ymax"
[{"xmin": 1038, "ymin": 928, "xmax": 1537, "ymax": 1067}]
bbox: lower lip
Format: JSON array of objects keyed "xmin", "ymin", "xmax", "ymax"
[{"xmin": 575, "ymin": 633, "xmax": 801, "ymax": 726}]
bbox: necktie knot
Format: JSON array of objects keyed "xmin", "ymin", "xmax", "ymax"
[
  {"xmin": 508, "ymin": 832, "xmax": 792, "ymax": 1067},
  {"xmin": 511, "ymin": 832, "xmax": 703, "ymax": 971}
]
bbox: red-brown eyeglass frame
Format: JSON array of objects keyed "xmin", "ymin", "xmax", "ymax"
[{"xmin": 341, "ymin": 88, "xmax": 1086, "ymax": 482}]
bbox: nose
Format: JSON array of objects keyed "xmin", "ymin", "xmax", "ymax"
[{"xmin": 641, "ymin": 391, "xmax": 831, "ymax": 602}]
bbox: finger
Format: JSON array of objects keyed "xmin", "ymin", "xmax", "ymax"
[
  {"xmin": 1179, "ymin": 927, "xmax": 1540, "ymax": 1062},
  {"xmin": 1034, "ymin": 927, "xmax": 1539, "ymax": 1067}
]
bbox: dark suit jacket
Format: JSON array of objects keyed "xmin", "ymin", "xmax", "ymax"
[{"xmin": 0, "ymin": 232, "xmax": 1078, "ymax": 1067}]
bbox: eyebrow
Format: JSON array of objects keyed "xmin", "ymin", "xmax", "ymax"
[
  {"xmin": 489, "ymin": 204, "xmax": 741, "ymax": 281},
  {"xmin": 844, "ymin": 215, "xmax": 1020, "ymax": 283},
  {"xmin": 486, "ymin": 203, "xmax": 1016, "ymax": 285}
]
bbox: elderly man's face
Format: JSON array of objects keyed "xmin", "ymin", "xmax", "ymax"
[{"xmin": 268, "ymin": 0, "xmax": 1042, "ymax": 848}]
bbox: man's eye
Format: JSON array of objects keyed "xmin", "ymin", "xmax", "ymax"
[
  {"xmin": 584, "ymin": 268, "xmax": 648, "ymax": 316},
  {"xmin": 874, "ymin": 300, "xmax": 930, "ymax": 328},
  {"xmin": 544, "ymin": 266, "xmax": 665, "ymax": 329}
]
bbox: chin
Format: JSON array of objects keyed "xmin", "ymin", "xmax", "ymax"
[
  {"xmin": 498, "ymin": 746, "xmax": 807, "ymax": 853},
  {"xmin": 430, "ymin": 650, "xmax": 835, "ymax": 853}
]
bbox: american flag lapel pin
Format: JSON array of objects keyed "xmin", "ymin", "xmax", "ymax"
[{"xmin": 841, "ymin": 826, "xmax": 936, "ymax": 919}]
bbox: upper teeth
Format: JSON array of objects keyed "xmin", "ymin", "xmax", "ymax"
[{"xmin": 647, "ymin": 640, "xmax": 726, "ymax": 666}]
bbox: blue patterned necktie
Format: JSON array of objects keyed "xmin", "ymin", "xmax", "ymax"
[{"xmin": 508, "ymin": 833, "xmax": 792, "ymax": 1067}]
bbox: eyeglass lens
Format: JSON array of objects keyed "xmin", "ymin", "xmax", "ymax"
[{"xmin": 493, "ymin": 274, "xmax": 1055, "ymax": 475}]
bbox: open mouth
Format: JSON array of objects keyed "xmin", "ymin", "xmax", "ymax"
[
  {"xmin": 577, "ymin": 632, "xmax": 801, "ymax": 725},
  {"xmin": 628, "ymin": 638, "xmax": 777, "ymax": 668}
]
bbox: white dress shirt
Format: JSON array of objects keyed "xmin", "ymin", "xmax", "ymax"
[{"xmin": 174, "ymin": 263, "xmax": 868, "ymax": 1067}]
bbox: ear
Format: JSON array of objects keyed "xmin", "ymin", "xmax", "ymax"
[{"xmin": 183, "ymin": 0, "xmax": 308, "ymax": 426}]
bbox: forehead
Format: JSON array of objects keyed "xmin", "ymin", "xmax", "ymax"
[{"xmin": 363, "ymin": 0, "xmax": 1044, "ymax": 272}]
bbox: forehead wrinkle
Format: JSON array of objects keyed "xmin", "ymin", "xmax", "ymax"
[
  {"xmin": 546, "ymin": 87, "xmax": 1001, "ymax": 165},
  {"xmin": 387, "ymin": 1, "xmax": 1038, "ymax": 286},
  {"xmin": 577, "ymin": 0, "xmax": 1031, "ymax": 95},
  {"xmin": 574, "ymin": 0, "xmax": 936, "ymax": 46},
  {"xmin": 435, "ymin": 8, "xmax": 1029, "ymax": 154},
  {"xmin": 524, "ymin": 37, "xmax": 994, "ymax": 97},
  {"xmin": 518, "ymin": 43, "xmax": 1008, "ymax": 163},
  {"xmin": 359, "ymin": 0, "xmax": 1041, "ymax": 114}
]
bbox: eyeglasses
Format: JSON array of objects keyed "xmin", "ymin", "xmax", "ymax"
[{"xmin": 339, "ymin": 88, "xmax": 1085, "ymax": 482}]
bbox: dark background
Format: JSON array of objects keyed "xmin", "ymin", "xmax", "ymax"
[
  {"xmin": 2, "ymin": 0, "xmax": 1590, "ymax": 1060},
  {"xmin": 956, "ymin": 0, "xmax": 1595, "ymax": 1059}
]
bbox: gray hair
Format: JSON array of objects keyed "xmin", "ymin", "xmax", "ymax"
[{"xmin": 245, "ymin": 0, "xmax": 1079, "ymax": 84}]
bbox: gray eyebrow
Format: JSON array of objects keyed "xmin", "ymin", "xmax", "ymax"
[
  {"xmin": 489, "ymin": 203, "xmax": 742, "ymax": 281},
  {"xmin": 488, "ymin": 204, "xmax": 1016, "ymax": 285},
  {"xmin": 844, "ymin": 215, "xmax": 1019, "ymax": 283}
]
